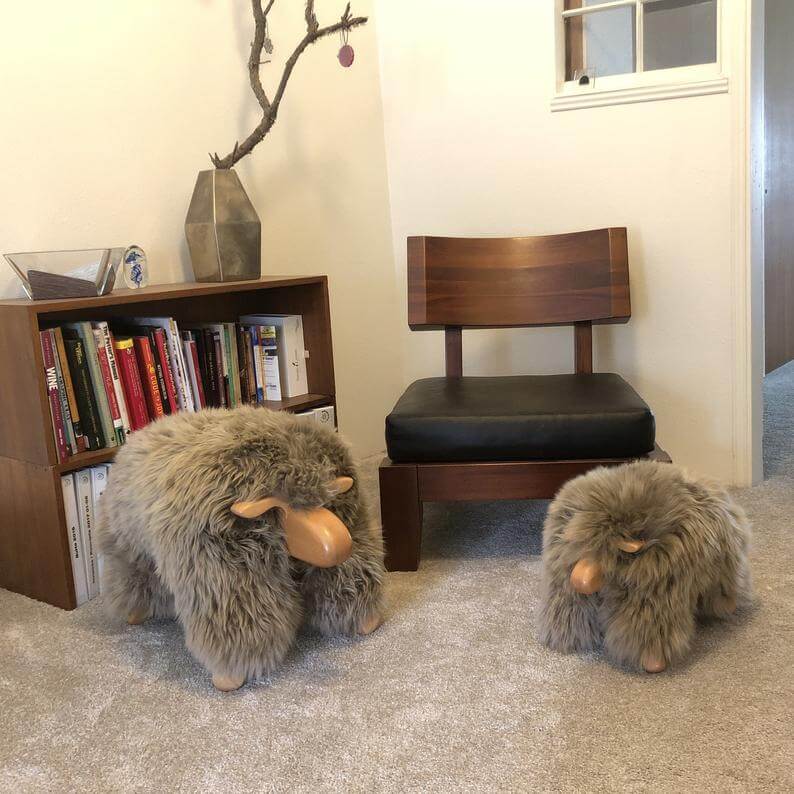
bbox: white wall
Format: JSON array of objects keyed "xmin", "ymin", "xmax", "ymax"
[
  {"xmin": 0, "ymin": 0, "xmax": 402, "ymax": 458},
  {"xmin": 375, "ymin": 0, "xmax": 753, "ymax": 483}
]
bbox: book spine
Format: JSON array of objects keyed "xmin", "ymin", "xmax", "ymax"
[
  {"xmin": 213, "ymin": 331, "xmax": 227, "ymax": 408},
  {"xmin": 114, "ymin": 338, "xmax": 149, "ymax": 430},
  {"xmin": 250, "ymin": 327, "xmax": 264, "ymax": 403},
  {"xmin": 90, "ymin": 465, "xmax": 110, "ymax": 592},
  {"xmin": 40, "ymin": 330, "xmax": 70, "ymax": 463},
  {"xmin": 64, "ymin": 337, "xmax": 105, "ymax": 450},
  {"xmin": 183, "ymin": 337, "xmax": 206, "ymax": 409},
  {"xmin": 70, "ymin": 322, "xmax": 117, "ymax": 448},
  {"xmin": 50, "ymin": 329, "xmax": 76, "ymax": 456},
  {"xmin": 134, "ymin": 336, "xmax": 164, "ymax": 420},
  {"xmin": 98, "ymin": 323, "xmax": 131, "ymax": 439},
  {"xmin": 244, "ymin": 329, "xmax": 257, "ymax": 403},
  {"xmin": 261, "ymin": 325, "xmax": 282, "ymax": 401},
  {"xmin": 236, "ymin": 325, "xmax": 249, "ymax": 404},
  {"xmin": 153, "ymin": 328, "xmax": 178, "ymax": 413},
  {"xmin": 145, "ymin": 329, "xmax": 171, "ymax": 415},
  {"xmin": 223, "ymin": 324, "xmax": 236, "ymax": 407},
  {"xmin": 53, "ymin": 327, "xmax": 86, "ymax": 452},
  {"xmin": 75, "ymin": 468, "xmax": 99, "ymax": 599},
  {"xmin": 168, "ymin": 318, "xmax": 194, "ymax": 412},
  {"xmin": 202, "ymin": 329, "xmax": 218, "ymax": 407},
  {"xmin": 193, "ymin": 329, "xmax": 212, "ymax": 407},
  {"xmin": 61, "ymin": 474, "xmax": 89, "ymax": 605},
  {"xmin": 93, "ymin": 329, "xmax": 125, "ymax": 445}
]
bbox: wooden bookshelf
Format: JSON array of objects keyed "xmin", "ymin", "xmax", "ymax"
[{"xmin": 0, "ymin": 276, "xmax": 337, "ymax": 609}]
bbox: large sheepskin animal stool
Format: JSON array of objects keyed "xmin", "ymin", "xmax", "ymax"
[
  {"xmin": 98, "ymin": 406, "xmax": 384, "ymax": 691},
  {"xmin": 538, "ymin": 460, "xmax": 752, "ymax": 673}
]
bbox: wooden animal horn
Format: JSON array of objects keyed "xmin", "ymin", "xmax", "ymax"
[
  {"xmin": 327, "ymin": 476, "xmax": 354, "ymax": 495},
  {"xmin": 570, "ymin": 558, "xmax": 603, "ymax": 595},
  {"xmin": 616, "ymin": 538, "xmax": 646, "ymax": 553},
  {"xmin": 231, "ymin": 496, "xmax": 285, "ymax": 518}
]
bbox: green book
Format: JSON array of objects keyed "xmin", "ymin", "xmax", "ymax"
[{"xmin": 63, "ymin": 322, "xmax": 117, "ymax": 448}]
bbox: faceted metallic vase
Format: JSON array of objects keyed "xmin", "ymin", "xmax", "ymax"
[{"xmin": 185, "ymin": 169, "xmax": 261, "ymax": 282}]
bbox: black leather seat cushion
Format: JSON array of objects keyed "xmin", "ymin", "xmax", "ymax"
[{"xmin": 386, "ymin": 374, "xmax": 655, "ymax": 463}]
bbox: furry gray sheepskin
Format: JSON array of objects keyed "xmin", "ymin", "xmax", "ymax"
[
  {"xmin": 538, "ymin": 460, "xmax": 752, "ymax": 672},
  {"xmin": 97, "ymin": 406, "xmax": 384, "ymax": 690}
]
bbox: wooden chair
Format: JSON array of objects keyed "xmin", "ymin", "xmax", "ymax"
[{"xmin": 379, "ymin": 228, "xmax": 670, "ymax": 571}]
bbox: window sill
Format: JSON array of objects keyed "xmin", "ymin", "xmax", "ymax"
[{"xmin": 551, "ymin": 75, "xmax": 729, "ymax": 112}]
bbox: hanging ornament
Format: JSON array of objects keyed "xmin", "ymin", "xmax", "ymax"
[
  {"xmin": 338, "ymin": 27, "xmax": 354, "ymax": 68},
  {"xmin": 263, "ymin": 19, "xmax": 273, "ymax": 55}
]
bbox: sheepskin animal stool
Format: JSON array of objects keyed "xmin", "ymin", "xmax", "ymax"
[
  {"xmin": 538, "ymin": 460, "xmax": 752, "ymax": 673},
  {"xmin": 98, "ymin": 406, "xmax": 384, "ymax": 691}
]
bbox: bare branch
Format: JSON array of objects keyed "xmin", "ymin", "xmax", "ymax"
[{"xmin": 211, "ymin": 2, "xmax": 367, "ymax": 169}]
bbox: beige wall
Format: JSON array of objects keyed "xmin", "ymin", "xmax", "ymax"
[
  {"xmin": 0, "ymin": 0, "xmax": 402, "ymax": 457},
  {"xmin": 375, "ymin": 0, "xmax": 750, "ymax": 483}
]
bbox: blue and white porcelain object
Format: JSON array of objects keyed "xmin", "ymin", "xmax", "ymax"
[{"xmin": 123, "ymin": 245, "xmax": 148, "ymax": 289}]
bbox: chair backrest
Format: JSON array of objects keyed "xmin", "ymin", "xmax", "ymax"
[{"xmin": 407, "ymin": 228, "xmax": 630, "ymax": 376}]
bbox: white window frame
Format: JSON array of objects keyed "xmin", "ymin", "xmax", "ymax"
[{"xmin": 552, "ymin": 0, "xmax": 728, "ymax": 111}]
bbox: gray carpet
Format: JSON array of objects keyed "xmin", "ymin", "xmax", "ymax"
[{"xmin": 2, "ymin": 367, "xmax": 794, "ymax": 793}]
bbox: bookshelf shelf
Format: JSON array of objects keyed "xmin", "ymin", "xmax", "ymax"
[{"xmin": 0, "ymin": 276, "xmax": 337, "ymax": 609}]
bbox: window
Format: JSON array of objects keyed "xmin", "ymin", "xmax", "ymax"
[{"xmin": 554, "ymin": 0, "xmax": 727, "ymax": 111}]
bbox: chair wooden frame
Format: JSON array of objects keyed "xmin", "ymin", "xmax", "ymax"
[{"xmin": 379, "ymin": 228, "xmax": 670, "ymax": 571}]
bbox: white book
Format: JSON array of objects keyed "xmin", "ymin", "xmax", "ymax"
[
  {"xmin": 90, "ymin": 465, "xmax": 110, "ymax": 590},
  {"xmin": 75, "ymin": 468, "xmax": 99, "ymax": 600},
  {"xmin": 61, "ymin": 474, "xmax": 89, "ymax": 606},
  {"xmin": 312, "ymin": 405, "xmax": 336, "ymax": 431},
  {"xmin": 182, "ymin": 337, "xmax": 204, "ymax": 409},
  {"xmin": 260, "ymin": 325, "xmax": 282, "ymax": 401},
  {"xmin": 127, "ymin": 317, "xmax": 195, "ymax": 413},
  {"xmin": 240, "ymin": 315, "xmax": 308, "ymax": 398},
  {"xmin": 94, "ymin": 321, "xmax": 131, "ymax": 438}
]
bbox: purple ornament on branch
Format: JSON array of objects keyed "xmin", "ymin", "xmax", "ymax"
[{"xmin": 338, "ymin": 43, "xmax": 355, "ymax": 67}]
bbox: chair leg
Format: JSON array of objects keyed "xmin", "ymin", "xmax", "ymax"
[{"xmin": 378, "ymin": 461, "xmax": 422, "ymax": 571}]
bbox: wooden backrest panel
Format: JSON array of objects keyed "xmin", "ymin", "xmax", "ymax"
[{"xmin": 408, "ymin": 228, "xmax": 630, "ymax": 328}]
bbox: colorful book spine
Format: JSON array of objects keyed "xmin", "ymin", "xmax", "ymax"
[
  {"xmin": 168, "ymin": 318, "xmax": 194, "ymax": 412},
  {"xmin": 133, "ymin": 336, "xmax": 164, "ymax": 420},
  {"xmin": 50, "ymin": 329, "xmax": 77, "ymax": 456},
  {"xmin": 144, "ymin": 328, "xmax": 171, "ymax": 415},
  {"xmin": 212, "ymin": 330, "xmax": 226, "ymax": 408},
  {"xmin": 183, "ymin": 337, "xmax": 206, "ymax": 409},
  {"xmin": 75, "ymin": 467, "xmax": 99, "ymax": 599},
  {"xmin": 65, "ymin": 322, "xmax": 117, "ymax": 448},
  {"xmin": 114, "ymin": 338, "xmax": 149, "ymax": 431},
  {"xmin": 236, "ymin": 325, "xmax": 250, "ymax": 405},
  {"xmin": 222, "ymin": 323, "xmax": 237, "ymax": 407},
  {"xmin": 249, "ymin": 327, "xmax": 264, "ymax": 403},
  {"xmin": 61, "ymin": 474, "xmax": 89, "ymax": 606},
  {"xmin": 53, "ymin": 327, "xmax": 85, "ymax": 452},
  {"xmin": 40, "ymin": 330, "xmax": 70, "ymax": 463},
  {"xmin": 95, "ymin": 322, "xmax": 131, "ymax": 439},
  {"xmin": 261, "ymin": 325, "xmax": 282, "ymax": 401},
  {"xmin": 93, "ymin": 329, "xmax": 125, "ymax": 446},
  {"xmin": 244, "ymin": 329, "xmax": 257, "ymax": 403},
  {"xmin": 153, "ymin": 327, "xmax": 178, "ymax": 414},
  {"xmin": 63, "ymin": 335, "xmax": 105, "ymax": 450}
]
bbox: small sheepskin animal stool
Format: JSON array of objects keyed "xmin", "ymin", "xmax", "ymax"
[
  {"xmin": 538, "ymin": 460, "xmax": 752, "ymax": 673},
  {"xmin": 98, "ymin": 406, "xmax": 384, "ymax": 691}
]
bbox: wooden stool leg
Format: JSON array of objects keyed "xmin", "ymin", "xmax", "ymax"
[{"xmin": 379, "ymin": 461, "xmax": 422, "ymax": 571}]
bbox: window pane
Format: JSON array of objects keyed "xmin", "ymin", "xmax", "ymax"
[
  {"xmin": 643, "ymin": 0, "xmax": 717, "ymax": 72},
  {"xmin": 565, "ymin": 7, "xmax": 637, "ymax": 81}
]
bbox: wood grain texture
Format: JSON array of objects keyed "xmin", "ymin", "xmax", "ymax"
[
  {"xmin": 379, "ymin": 460, "xmax": 422, "ymax": 572},
  {"xmin": 765, "ymin": 1, "xmax": 794, "ymax": 372},
  {"xmin": 445, "ymin": 326, "xmax": 462, "ymax": 377},
  {"xmin": 407, "ymin": 228, "xmax": 631, "ymax": 330},
  {"xmin": 574, "ymin": 321, "xmax": 593, "ymax": 374},
  {"xmin": 0, "ymin": 276, "xmax": 336, "ymax": 609},
  {"xmin": 0, "ymin": 456, "xmax": 75, "ymax": 609}
]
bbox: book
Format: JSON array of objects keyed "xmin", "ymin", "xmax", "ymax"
[
  {"xmin": 212, "ymin": 329, "xmax": 226, "ymax": 408},
  {"xmin": 152, "ymin": 327, "xmax": 178, "ymax": 414},
  {"xmin": 239, "ymin": 314, "xmax": 308, "ymax": 398},
  {"xmin": 247, "ymin": 326, "xmax": 264, "ymax": 403},
  {"xmin": 93, "ymin": 328, "xmax": 126, "ymax": 446},
  {"xmin": 61, "ymin": 474, "xmax": 89, "ymax": 606},
  {"xmin": 301, "ymin": 405, "xmax": 336, "ymax": 431},
  {"xmin": 49, "ymin": 329, "xmax": 77, "ymax": 456},
  {"xmin": 261, "ymin": 325, "xmax": 282, "ymax": 401},
  {"xmin": 63, "ymin": 335, "xmax": 105, "ymax": 450},
  {"xmin": 64, "ymin": 322, "xmax": 117, "ymax": 448},
  {"xmin": 90, "ymin": 465, "xmax": 110, "ymax": 591},
  {"xmin": 142, "ymin": 327, "xmax": 172, "ymax": 415},
  {"xmin": 94, "ymin": 322, "xmax": 131, "ymax": 439},
  {"xmin": 182, "ymin": 336, "xmax": 206, "ymax": 409},
  {"xmin": 133, "ymin": 336, "xmax": 164, "ymax": 420},
  {"xmin": 53, "ymin": 327, "xmax": 86, "ymax": 452},
  {"xmin": 40, "ymin": 330, "xmax": 70, "ymax": 463},
  {"xmin": 223, "ymin": 323, "xmax": 238, "ymax": 407},
  {"xmin": 114, "ymin": 337, "xmax": 149, "ymax": 431},
  {"xmin": 75, "ymin": 468, "xmax": 99, "ymax": 599}
]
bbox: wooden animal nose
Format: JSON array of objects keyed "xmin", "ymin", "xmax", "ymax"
[{"xmin": 282, "ymin": 506, "xmax": 353, "ymax": 568}]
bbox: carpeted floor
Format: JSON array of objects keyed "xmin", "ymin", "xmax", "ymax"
[{"xmin": 2, "ymin": 366, "xmax": 794, "ymax": 793}]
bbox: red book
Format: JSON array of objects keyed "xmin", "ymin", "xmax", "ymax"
[
  {"xmin": 153, "ymin": 327, "xmax": 178, "ymax": 414},
  {"xmin": 40, "ymin": 330, "xmax": 69, "ymax": 462},
  {"xmin": 184, "ymin": 338, "xmax": 206, "ymax": 408},
  {"xmin": 114, "ymin": 337, "xmax": 150, "ymax": 431},
  {"xmin": 93, "ymin": 330, "xmax": 124, "ymax": 445},
  {"xmin": 133, "ymin": 336, "xmax": 164, "ymax": 420}
]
